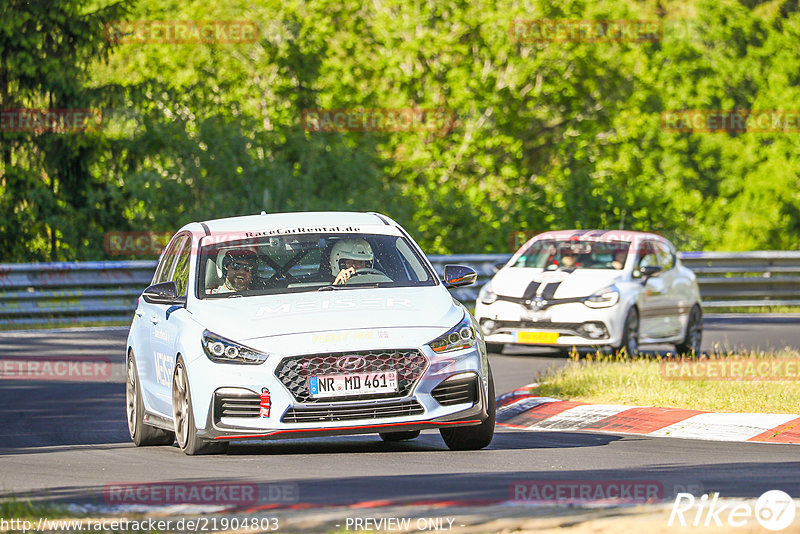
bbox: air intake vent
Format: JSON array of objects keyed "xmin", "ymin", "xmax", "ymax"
[
  {"xmin": 431, "ymin": 376, "xmax": 478, "ymax": 406},
  {"xmin": 214, "ymin": 388, "xmax": 260, "ymax": 419},
  {"xmin": 282, "ymin": 399, "xmax": 424, "ymax": 424}
]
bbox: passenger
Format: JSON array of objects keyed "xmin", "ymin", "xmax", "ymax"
[
  {"xmin": 330, "ymin": 238, "xmax": 375, "ymax": 285},
  {"xmin": 612, "ymin": 251, "xmax": 627, "ymax": 270}
]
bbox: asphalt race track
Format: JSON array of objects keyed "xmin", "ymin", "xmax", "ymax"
[{"xmin": 1, "ymin": 315, "xmax": 800, "ymax": 511}]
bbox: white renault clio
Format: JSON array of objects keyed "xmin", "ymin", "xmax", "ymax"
[
  {"xmin": 475, "ymin": 230, "xmax": 702, "ymax": 356},
  {"xmin": 126, "ymin": 212, "xmax": 494, "ymax": 455}
]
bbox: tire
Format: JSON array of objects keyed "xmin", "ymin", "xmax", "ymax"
[
  {"xmin": 485, "ymin": 342, "xmax": 505, "ymax": 354},
  {"xmin": 614, "ymin": 307, "xmax": 640, "ymax": 357},
  {"xmin": 126, "ymin": 351, "xmax": 175, "ymax": 446},
  {"xmin": 439, "ymin": 368, "xmax": 496, "ymax": 451},
  {"xmin": 379, "ymin": 430, "xmax": 421, "ymax": 441},
  {"xmin": 675, "ymin": 305, "xmax": 703, "ymax": 356},
  {"xmin": 172, "ymin": 357, "xmax": 228, "ymax": 456}
]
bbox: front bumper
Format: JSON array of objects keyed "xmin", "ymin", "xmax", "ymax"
[
  {"xmin": 186, "ymin": 340, "xmax": 490, "ymax": 442},
  {"xmin": 198, "ymin": 399, "xmax": 486, "ymax": 441},
  {"xmin": 476, "ymin": 301, "xmax": 626, "ymax": 347}
]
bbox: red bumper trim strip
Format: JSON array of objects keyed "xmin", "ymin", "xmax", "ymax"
[{"xmin": 213, "ymin": 419, "xmax": 481, "ymax": 440}]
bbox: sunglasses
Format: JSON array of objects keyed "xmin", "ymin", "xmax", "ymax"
[{"xmin": 228, "ymin": 262, "xmax": 255, "ymax": 273}]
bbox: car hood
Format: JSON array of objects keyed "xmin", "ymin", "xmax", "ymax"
[
  {"xmin": 491, "ymin": 268, "xmax": 623, "ymax": 299},
  {"xmin": 189, "ymin": 286, "xmax": 462, "ymax": 341}
]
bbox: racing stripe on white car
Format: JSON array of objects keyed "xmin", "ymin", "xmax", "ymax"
[
  {"xmin": 522, "ymin": 281, "xmax": 541, "ymax": 300},
  {"xmin": 540, "ymin": 282, "xmax": 561, "ymax": 300}
]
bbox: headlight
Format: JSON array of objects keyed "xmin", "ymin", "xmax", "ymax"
[
  {"xmin": 584, "ymin": 286, "xmax": 620, "ymax": 308},
  {"xmin": 429, "ymin": 315, "xmax": 478, "ymax": 353},
  {"xmin": 202, "ymin": 330, "xmax": 268, "ymax": 365},
  {"xmin": 478, "ymin": 282, "xmax": 497, "ymax": 305}
]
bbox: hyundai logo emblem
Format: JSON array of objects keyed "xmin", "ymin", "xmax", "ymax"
[{"xmin": 336, "ymin": 355, "xmax": 367, "ymax": 372}]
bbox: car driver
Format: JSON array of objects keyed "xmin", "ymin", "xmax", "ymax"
[{"xmin": 209, "ymin": 249, "xmax": 259, "ymax": 294}]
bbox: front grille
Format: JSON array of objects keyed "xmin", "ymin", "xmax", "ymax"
[
  {"xmin": 214, "ymin": 389, "xmax": 260, "ymax": 419},
  {"xmin": 481, "ymin": 320, "xmax": 584, "ymax": 336},
  {"xmin": 281, "ymin": 399, "xmax": 424, "ymax": 423},
  {"xmin": 275, "ymin": 349, "xmax": 428, "ymax": 403},
  {"xmin": 431, "ymin": 376, "xmax": 478, "ymax": 406}
]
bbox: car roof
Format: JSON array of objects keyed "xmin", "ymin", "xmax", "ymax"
[
  {"xmin": 531, "ymin": 229, "xmax": 668, "ymax": 244},
  {"xmin": 181, "ymin": 211, "xmax": 397, "ymax": 235}
]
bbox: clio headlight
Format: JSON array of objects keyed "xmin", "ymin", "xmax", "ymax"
[
  {"xmin": 429, "ymin": 315, "xmax": 478, "ymax": 354},
  {"xmin": 584, "ymin": 286, "xmax": 620, "ymax": 308},
  {"xmin": 202, "ymin": 330, "xmax": 268, "ymax": 364},
  {"xmin": 478, "ymin": 281, "xmax": 497, "ymax": 304}
]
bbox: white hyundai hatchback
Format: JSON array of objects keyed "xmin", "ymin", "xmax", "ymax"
[
  {"xmin": 126, "ymin": 212, "xmax": 495, "ymax": 455},
  {"xmin": 475, "ymin": 230, "xmax": 702, "ymax": 356}
]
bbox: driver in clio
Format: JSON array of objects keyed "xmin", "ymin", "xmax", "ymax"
[{"xmin": 330, "ymin": 238, "xmax": 374, "ymax": 285}]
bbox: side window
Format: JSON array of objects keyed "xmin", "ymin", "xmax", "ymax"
[
  {"xmin": 655, "ymin": 242, "xmax": 675, "ymax": 271},
  {"xmin": 171, "ymin": 237, "xmax": 192, "ymax": 296},
  {"xmin": 635, "ymin": 241, "xmax": 660, "ymax": 275},
  {"xmin": 154, "ymin": 235, "xmax": 187, "ymax": 284}
]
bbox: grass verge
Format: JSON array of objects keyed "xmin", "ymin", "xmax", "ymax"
[
  {"xmin": 534, "ymin": 350, "xmax": 800, "ymax": 413},
  {"xmin": 0, "ymin": 496, "xmax": 68, "ymax": 518}
]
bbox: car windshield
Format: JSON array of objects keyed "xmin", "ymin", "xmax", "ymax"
[
  {"xmin": 512, "ymin": 239, "xmax": 631, "ymax": 270},
  {"xmin": 198, "ymin": 233, "xmax": 436, "ymax": 298}
]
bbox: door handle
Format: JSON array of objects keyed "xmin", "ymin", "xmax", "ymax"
[{"xmin": 135, "ymin": 309, "xmax": 144, "ymax": 317}]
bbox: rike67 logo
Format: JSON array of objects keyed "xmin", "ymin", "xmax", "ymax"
[{"xmin": 669, "ymin": 490, "xmax": 797, "ymax": 531}]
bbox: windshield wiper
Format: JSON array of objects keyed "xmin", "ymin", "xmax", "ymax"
[{"xmin": 318, "ymin": 283, "xmax": 381, "ymax": 291}]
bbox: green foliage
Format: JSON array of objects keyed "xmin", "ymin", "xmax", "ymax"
[{"xmin": 2, "ymin": 0, "xmax": 800, "ymax": 259}]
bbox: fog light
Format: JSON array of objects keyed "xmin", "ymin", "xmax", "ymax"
[
  {"xmin": 579, "ymin": 322, "xmax": 608, "ymax": 339},
  {"xmin": 481, "ymin": 319, "xmax": 496, "ymax": 334}
]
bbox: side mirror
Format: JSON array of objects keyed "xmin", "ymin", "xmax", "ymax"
[
  {"xmin": 442, "ymin": 265, "xmax": 478, "ymax": 289},
  {"xmin": 639, "ymin": 265, "xmax": 662, "ymax": 281},
  {"xmin": 142, "ymin": 281, "xmax": 186, "ymax": 305}
]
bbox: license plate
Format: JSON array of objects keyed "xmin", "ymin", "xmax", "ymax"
[
  {"xmin": 517, "ymin": 331, "xmax": 560, "ymax": 344},
  {"xmin": 309, "ymin": 371, "xmax": 398, "ymax": 398}
]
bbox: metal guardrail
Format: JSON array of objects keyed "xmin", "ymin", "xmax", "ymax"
[
  {"xmin": 0, "ymin": 261, "xmax": 157, "ymax": 326},
  {"xmin": 1, "ymin": 252, "xmax": 799, "ymax": 326}
]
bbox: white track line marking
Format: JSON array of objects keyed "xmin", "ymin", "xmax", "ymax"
[
  {"xmin": 530, "ymin": 404, "xmax": 637, "ymax": 431},
  {"xmin": 650, "ymin": 412, "xmax": 799, "ymax": 441}
]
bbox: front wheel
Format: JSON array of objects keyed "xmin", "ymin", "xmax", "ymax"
[
  {"xmin": 614, "ymin": 307, "xmax": 640, "ymax": 357},
  {"xmin": 439, "ymin": 369, "xmax": 495, "ymax": 451},
  {"xmin": 675, "ymin": 305, "xmax": 702, "ymax": 356},
  {"xmin": 126, "ymin": 352, "xmax": 175, "ymax": 446},
  {"xmin": 172, "ymin": 357, "xmax": 228, "ymax": 456}
]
